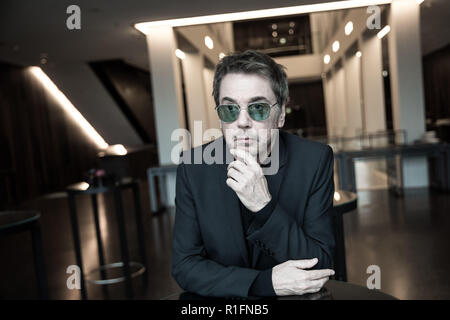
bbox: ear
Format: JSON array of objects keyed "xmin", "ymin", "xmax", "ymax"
[{"xmin": 277, "ymin": 105, "xmax": 286, "ymax": 128}]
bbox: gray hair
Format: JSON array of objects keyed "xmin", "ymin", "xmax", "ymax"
[{"xmin": 212, "ymin": 50, "xmax": 289, "ymax": 109}]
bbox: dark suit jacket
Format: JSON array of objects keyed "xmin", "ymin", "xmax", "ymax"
[{"xmin": 172, "ymin": 130, "xmax": 335, "ymax": 297}]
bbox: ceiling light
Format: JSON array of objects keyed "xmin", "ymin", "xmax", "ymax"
[
  {"xmin": 377, "ymin": 25, "xmax": 391, "ymax": 39},
  {"xmin": 175, "ymin": 49, "xmax": 186, "ymax": 59},
  {"xmin": 219, "ymin": 52, "xmax": 226, "ymax": 59},
  {"xmin": 332, "ymin": 41, "xmax": 340, "ymax": 52},
  {"xmin": 109, "ymin": 144, "xmax": 127, "ymax": 156},
  {"xmin": 279, "ymin": 37, "xmax": 287, "ymax": 45},
  {"xmin": 417, "ymin": 0, "xmax": 424, "ymax": 4},
  {"xmin": 272, "ymin": 31, "xmax": 278, "ymax": 38},
  {"xmin": 135, "ymin": 0, "xmax": 392, "ymax": 33},
  {"xmin": 29, "ymin": 67, "xmax": 108, "ymax": 150},
  {"xmin": 345, "ymin": 21, "xmax": 353, "ymax": 35},
  {"xmin": 356, "ymin": 51, "xmax": 362, "ymax": 58},
  {"xmin": 204, "ymin": 36, "xmax": 214, "ymax": 49},
  {"xmin": 324, "ymin": 54, "xmax": 331, "ymax": 64},
  {"xmin": 382, "ymin": 70, "xmax": 388, "ymax": 77}
]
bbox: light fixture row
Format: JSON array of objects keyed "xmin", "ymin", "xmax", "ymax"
[{"xmin": 324, "ymin": 21, "xmax": 391, "ymax": 65}]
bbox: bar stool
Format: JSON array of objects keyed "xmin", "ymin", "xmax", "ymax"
[
  {"xmin": 66, "ymin": 179, "xmax": 147, "ymax": 299},
  {"xmin": 0, "ymin": 211, "xmax": 49, "ymax": 299}
]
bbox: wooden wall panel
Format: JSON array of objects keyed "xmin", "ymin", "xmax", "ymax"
[{"xmin": 0, "ymin": 62, "xmax": 99, "ymax": 206}]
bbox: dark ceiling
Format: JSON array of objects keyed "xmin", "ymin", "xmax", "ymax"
[{"xmin": 0, "ymin": 0, "xmax": 448, "ymax": 70}]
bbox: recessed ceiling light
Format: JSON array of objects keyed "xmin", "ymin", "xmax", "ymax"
[
  {"xmin": 219, "ymin": 52, "xmax": 226, "ymax": 59},
  {"xmin": 272, "ymin": 31, "xmax": 278, "ymax": 38},
  {"xmin": 377, "ymin": 25, "xmax": 391, "ymax": 39},
  {"xmin": 332, "ymin": 41, "xmax": 340, "ymax": 52},
  {"xmin": 204, "ymin": 36, "xmax": 214, "ymax": 49},
  {"xmin": 324, "ymin": 54, "xmax": 331, "ymax": 64},
  {"xmin": 345, "ymin": 21, "xmax": 353, "ymax": 35},
  {"xmin": 356, "ymin": 51, "xmax": 362, "ymax": 58},
  {"xmin": 175, "ymin": 49, "xmax": 186, "ymax": 60}
]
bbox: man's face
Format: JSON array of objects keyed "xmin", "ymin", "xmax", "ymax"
[{"xmin": 218, "ymin": 73, "xmax": 285, "ymax": 161}]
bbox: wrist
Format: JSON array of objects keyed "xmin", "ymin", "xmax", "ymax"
[{"xmin": 252, "ymin": 195, "xmax": 272, "ymax": 213}]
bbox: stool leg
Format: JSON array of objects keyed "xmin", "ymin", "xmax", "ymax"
[
  {"xmin": 31, "ymin": 221, "xmax": 49, "ymax": 299},
  {"xmin": 132, "ymin": 183, "xmax": 148, "ymax": 282},
  {"xmin": 114, "ymin": 188, "xmax": 133, "ymax": 299},
  {"xmin": 91, "ymin": 195, "xmax": 107, "ymax": 274},
  {"xmin": 91, "ymin": 194, "xmax": 110, "ymax": 299},
  {"xmin": 68, "ymin": 194, "xmax": 87, "ymax": 300}
]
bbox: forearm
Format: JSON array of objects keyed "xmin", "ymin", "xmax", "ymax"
[
  {"xmin": 246, "ymin": 203, "xmax": 335, "ymax": 269},
  {"xmin": 172, "ymin": 252, "xmax": 260, "ymax": 297}
]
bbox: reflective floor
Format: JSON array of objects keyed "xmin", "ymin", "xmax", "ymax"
[{"xmin": 0, "ymin": 182, "xmax": 449, "ymax": 299}]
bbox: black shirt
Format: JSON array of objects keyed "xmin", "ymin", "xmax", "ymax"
[{"xmin": 240, "ymin": 195, "xmax": 277, "ymax": 297}]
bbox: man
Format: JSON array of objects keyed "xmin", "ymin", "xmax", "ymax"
[{"xmin": 172, "ymin": 50, "xmax": 335, "ymax": 298}]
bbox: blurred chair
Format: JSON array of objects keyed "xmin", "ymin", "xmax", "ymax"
[{"xmin": 0, "ymin": 211, "xmax": 48, "ymax": 299}]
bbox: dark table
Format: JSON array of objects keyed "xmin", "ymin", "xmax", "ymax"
[{"xmin": 161, "ymin": 280, "xmax": 397, "ymax": 300}]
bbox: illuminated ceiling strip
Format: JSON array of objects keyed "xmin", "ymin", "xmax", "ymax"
[
  {"xmin": 29, "ymin": 67, "xmax": 109, "ymax": 150},
  {"xmin": 135, "ymin": 0, "xmax": 392, "ymax": 33}
]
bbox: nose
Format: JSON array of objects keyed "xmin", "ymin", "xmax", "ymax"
[{"xmin": 236, "ymin": 108, "xmax": 252, "ymax": 128}]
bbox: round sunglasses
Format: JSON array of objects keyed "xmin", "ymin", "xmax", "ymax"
[{"xmin": 215, "ymin": 102, "xmax": 278, "ymax": 123}]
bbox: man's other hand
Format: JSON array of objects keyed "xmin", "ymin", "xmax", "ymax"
[
  {"xmin": 272, "ymin": 258, "xmax": 334, "ymax": 296},
  {"xmin": 226, "ymin": 148, "xmax": 272, "ymax": 212}
]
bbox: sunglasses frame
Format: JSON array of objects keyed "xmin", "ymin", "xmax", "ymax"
[{"xmin": 215, "ymin": 101, "xmax": 278, "ymax": 123}]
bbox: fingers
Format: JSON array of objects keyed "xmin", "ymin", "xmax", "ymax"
[
  {"xmin": 226, "ymin": 177, "xmax": 239, "ymax": 191},
  {"xmin": 227, "ymin": 160, "xmax": 247, "ymax": 174},
  {"xmin": 308, "ymin": 277, "xmax": 330, "ymax": 290},
  {"xmin": 305, "ymin": 269, "xmax": 335, "ymax": 280},
  {"xmin": 227, "ymin": 167, "xmax": 243, "ymax": 182},
  {"xmin": 230, "ymin": 149, "xmax": 258, "ymax": 167},
  {"xmin": 289, "ymin": 258, "xmax": 318, "ymax": 269}
]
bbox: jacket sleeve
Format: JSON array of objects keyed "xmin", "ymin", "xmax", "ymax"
[
  {"xmin": 172, "ymin": 162, "xmax": 260, "ymax": 297},
  {"xmin": 245, "ymin": 145, "xmax": 336, "ymax": 269}
]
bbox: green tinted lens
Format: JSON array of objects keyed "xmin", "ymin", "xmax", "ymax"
[
  {"xmin": 248, "ymin": 103, "xmax": 271, "ymax": 121},
  {"xmin": 217, "ymin": 104, "xmax": 240, "ymax": 122}
]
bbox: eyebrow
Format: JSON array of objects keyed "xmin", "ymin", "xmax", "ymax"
[{"xmin": 221, "ymin": 96, "xmax": 271, "ymax": 104}]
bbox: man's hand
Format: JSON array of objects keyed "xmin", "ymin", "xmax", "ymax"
[
  {"xmin": 272, "ymin": 258, "xmax": 334, "ymax": 296},
  {"xmin": 226, "ymin": 149, "xmax": 272, "ymax": 212}
]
